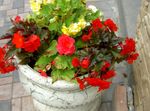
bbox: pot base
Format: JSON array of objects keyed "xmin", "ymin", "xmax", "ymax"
[{"xmin": 33, "ymin": 98, "xmax": 101, "ymax": 111}]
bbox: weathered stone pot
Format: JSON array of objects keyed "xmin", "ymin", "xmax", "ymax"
[{"xmin": 18, "ymin": 65, "xmax": 102, "ymax": 111}]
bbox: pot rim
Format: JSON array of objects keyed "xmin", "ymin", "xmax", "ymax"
[{"xmin": 18, "ymin": 65, "xmax": 81, "ymax": 91}]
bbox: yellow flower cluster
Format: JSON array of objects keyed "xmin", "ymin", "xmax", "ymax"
[
  {"xmin": 30, "ymin": 0, "xmax": 54, "ymax": 12},
  {"xmin": 62, "ymin": 18, "xmax": 87, "ymax": 36}
]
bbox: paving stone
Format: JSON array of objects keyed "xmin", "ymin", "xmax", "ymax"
[
  {"xmin": 13, "ymin": 70, "xmax": 20, "ymax": 83},
  {"xmin": 0, "ymin": 4, "xmax": 13, "ymax": 11},
  {"xmin": 3, "ymin": 0, "xmax": 12, "ymax": 5},
  {"xmin": 112, "ymin": 85, "xmax": 128, "ymax": 111},
  {"xmin": 0, "ymin": 19, "xmax": 4, "ymax": 27},
  {"xmin": 99, "ymin": 102, "xmax": 112, "ymax": 111},
  {"xmin": 102, "ymin": 83, "xmax": 116, "ymax": 102},
  {"xmin": 18, "ymin": 8, "xmax": 24, "ymax": 14},
  {"xmin": 24, "ymin": 4, "xmax": 31, "ymax": 12},
  {"xmin": 24, "ymin": 0, "xmax": 30, "ymax": 4},
  {"xmin": 0, "ymin": 10, "xmax": 6, "ymax": 18},
  {"xmin": 0, "ymin": 84, "xmax": 12, "ymax": 101},
  {"xmin": 0, "ymin": 0, "xmax": 3, "ymax": 5},
  {"xmin": 0, "ymin": 24, "xmax": 11, "ymax": 36},
  {"xmin": 0, "ymin": 37, "xmax": 10, "ymax": 45},
  {"xmin": 13, "ymin": 0, "xmax": 24, "ymax": 9},
  {"xmin": 0, "ymin": 76, "xmax": 13, "ymax": 86},
  {"xmin": 12, "ymin": 82, "xmax": 30, "ymax": 98},
  {"xmin": 12, "ymin": 98, "xmax": 21, "ymax": 111},
  {"xmin": 0, "ymin": 100, "xmax": 11, "ymax": 111},
  {"xmin": 7, "ymin": 9, "xmax": 18, "ymax": 16},
  {"xmin": 22, "ymin": 96, "xmax": 35, "ymax": 111},
  {"xmin": 19, "ymin": 13, "xmax": 30, "ymax": 18}
]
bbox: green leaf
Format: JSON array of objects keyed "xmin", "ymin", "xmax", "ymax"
[
  {"xmin": 6, "ymin": 46, "xmax": 18, "ymax": 59},
  {"xmin": 85, "ymin": 10, "xmax": 101, "ymax": 22},
  {"xmin": 51, "ymin": 69, "xmax": 61, "ymax": 82},
  {"xmin": 34, "ymin": 56, "xmax": 52, "ymax": 70},
  {"xmin": 48, "ymin": 22, "xmax": 59, "ymax": 31},
  {"xmin": 51, "ymin": 69, "xmax": 75, "ymax": 82},
  {"xmin": 54, "ymin": 55, "xmax": 73, "ymax": 69},
  {"xmin": 75, "ymin": 40, "xmax": 86, "ymax": 49},
  {"xmin": 65, "ymin": 14, "xmax": 75, "ymax": 27},
  {"xmin": 40, "ymin": 4, "xmax": 53, "ymax": 15},
  {"xmin": 45, "ymin": 40, "xmax": 57, "ymax": 57},
  {"xmin": 111, "ymin": 50, "xmax": 122, "ymax": 59},
  {"xmin": 61, "ymin": 69, "xmax": 75, "ymax": 81}
]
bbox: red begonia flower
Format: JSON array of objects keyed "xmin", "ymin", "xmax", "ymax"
[
  {"xmin": 23, "ymin": 34, "xmax": 41, "ymax": 52},
  {"xmin": 101, "ymin": 70, "xmax": 116, "ymax": 80},
  {"xmin": 90, "ymin": 71, "xmax": 99, "ymax": 78},
  {"xmin": 126, "ymin": 53, "xmax": 139, "ymax": 64},
  {"xmin": 101, "ymin": 61, "xmax": 111, "ymax": 72},
  {"xmin": 72, "ymin": 57, "xmax": 80, "ymax": 68},
  {"xmin": 120, "ymin": 38, "xmax": 136, "ymax": 55},
  {"xmin": 51, "ymin": 60, "xmax": 55, "ymax": 65},
  {"xmin": 0, "ymin": 47, "xmax": 16, "ymax": 74},
  {"xmin": 76, "ymin": 77, "xmax": 85, "ymax": 90},
  {"xmin": 14, "ymin": 16, "xmax": 21, "ymax": 23},
  {"xmin": 92, "ymin": 18, "xmax": 103, "ymax": 32},
  {"xmin": 0, "ymin": 65, "xmax": 16, "ymax": 74},
  {"xmin": 82, "ymin": 31, "xmax": 93, "ymax": 42},
  {"xmin": 57, "ymin": 34, "xmax": 76, "ymax": 55},
  {"xmin": 81, "ymin": 57, "xmax": 90, "ymax": 69},
  {"xmin": 0, "ymin": 47, "xmax": 5, "ymax": 62},
  {"xmin": 104, "ymin": 19, "xmax": 118, "ymax": 32},
  {"xmin": 12, "ymin": 32, "xmax": 24, "ymax": 48},
  {"xmin": 38, "ymin": 70, "xmax": 48, "ymax": 78},
  {"xmin": 85, "ymin": 77, "xmax": 111, "ymax": 92}
]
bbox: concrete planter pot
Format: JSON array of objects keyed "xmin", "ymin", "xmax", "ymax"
[{"xmin": 18, "ymin": 65, "xmax": 102, "ymax": 111}]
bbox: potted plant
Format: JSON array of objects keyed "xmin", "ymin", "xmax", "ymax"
[{"xmin": 0, "ymin": 0, "xmax": 139, "ymax": 111}]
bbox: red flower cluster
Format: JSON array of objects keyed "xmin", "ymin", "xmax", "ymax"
[
  {"xmin": 82, "ymin": 31, "xmax": 92, "ymax": 42},
  {"xmin": 92, "ymin": 18, "xmax": 103, "ymax": 32},
  {"xmin": 72, "ymin": 57, "xmax": 80, "ymax": 68},
  {"xmin": 76, "ymin": 77, "xmax": 111, "ymax": 92},
  {"xmin": 57, "ymin": 34, "xmax": 76, "ymax": 55},
  {"xmin": 120, "ymin": 38, "xmax": 136, "ymax": 55},
  {"xmin": 81, "ymin": 57, "xmax": 90, "ymax": 69},
  {"xmin": 104, "ymin": 19, "xmax": 118, "ymax": 32},
  {"xmin": 120, "ymin": 38, "xmax": 139, "ymax": 64},
  {"xmin": 0, "ymin": 47, "xmax": 5, "ymax": 62},
  {"xmin": 23, "ymin": 35, "xmax": 41, "ymax": 52},
  {"xmin": 0, "ymin": 47, "xmax": 16, "ymax": 74},
  {"xmin": 38, "ymin": 70, "xmax": 48, "ymax": 78},
  {"xmin": 76, "ymin": 77, "xmax": 85, "ymax": 90},
  {"xmin": 92, "ymin": 18, "xmax": 118, "ymax": 32},
  {"xmin": 12, "ymin": 32, "xmax": 24, "ymax": 48},
  {"xmin": 14, "ymin": 16, "xmax": 21, "ymax": 23},
  {"xmin": 12, "ymin": 32, "xmax": 41, "ymax": 53},
  {"xmin": 126, "ymin": 53, "xmax": 139, "ymax": 64},
  {"xmin": 90, "ymin": 71, "xmax": 99, "ymax": 78},
  {"xmin": 72, "ymin": 57, "xmax": 90, "ymax": 69},
  {"xmin": 101, "ymin": 70, "xmax": 116, "ymax": 80},
  {"xmin": 101, "ymin": 61, "xmax": 111, "ymax": 72}
]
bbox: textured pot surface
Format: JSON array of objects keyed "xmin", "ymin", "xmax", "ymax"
[{"xmin": 18, "ymin": 65, "xmax": 102, "ymax": 111}]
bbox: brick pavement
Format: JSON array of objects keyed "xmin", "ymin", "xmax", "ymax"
[{"xmin": 0, "ymin": 0, "xmax": 123, "ymax": 111}]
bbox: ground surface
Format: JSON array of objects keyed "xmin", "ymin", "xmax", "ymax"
[{"xmin": 0, "ymin": 0, "xmax": 140, "ymax": 111}]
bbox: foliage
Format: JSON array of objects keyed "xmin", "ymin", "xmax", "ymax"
[{"xmin": 0, "ymin": 0, "xmax": 139, "ymax": 91}]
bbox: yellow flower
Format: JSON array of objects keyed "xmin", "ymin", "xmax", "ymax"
[
  {"xmin": 61, "ymin": 18, "xmax": 87, "ymax": 36},
  {"xmin": 36, "ymin": 0, "xmax": 43, "ymax": 4},
  {"xmin": 78, "ymin": 18, "xmax": 86, "ymax": 29},
  {"xmin": 68, "ymin": 23, "xmax": 81, "ymax": 36},
  {"xmin": 30, "ymin": 0, "xmax": 41, "ymax": 12},
  {"xmin": 62, "ymin": 25, "xmax": 70, "ymax": 36},
  {"xmin": 43, "ymin": 0, "xmax": 55, "ymax": 4}
]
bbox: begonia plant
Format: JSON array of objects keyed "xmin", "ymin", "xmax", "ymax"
[{"xmin": 0, "ymin": 0, "xmax": 138, "ymax": 91}]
